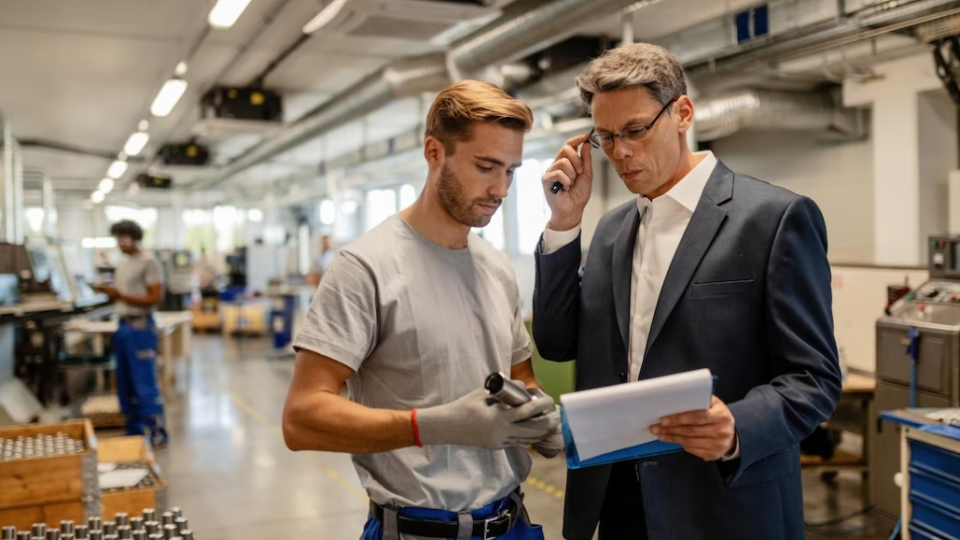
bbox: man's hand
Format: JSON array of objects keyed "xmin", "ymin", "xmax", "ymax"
[
  {"xmin": 542, "ymin": 134, "xmax": 594, "ymax": 232},
  {"xmin": 94, "ymin": 285, "xmax": 120, "ymax": 300},
  {"xmin": 650, "ymin": 396, "xmax": 737, "ymax": 461},
  {"xmin": 532, "ymin": 425, "xmax": 564, "ymax": 459},
  {"xmin": 417, "ymin": 389, "xmax": 560, "ymax": 450}
]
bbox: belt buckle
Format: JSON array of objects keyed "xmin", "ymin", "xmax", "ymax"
[{"xmin": 482, "ymin": 510, "xmax": 511, "ymax": 540}]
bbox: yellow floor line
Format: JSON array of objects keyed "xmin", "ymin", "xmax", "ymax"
[
  {"xmin": 210, "ymin": 379, "xmax": 368, "ymax": 503},
  {"xmin": 525, "ymin": 475, "xmax": 565, "ymax": 500}
]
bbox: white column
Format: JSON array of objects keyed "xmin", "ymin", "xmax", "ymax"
[{"xmin": 844, "ymin": 53, "xmax": 945, "ymax": 265}]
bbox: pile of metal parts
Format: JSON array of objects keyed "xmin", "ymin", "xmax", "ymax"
[
  {"xmin": 1, "ymin": 508, "xmax": 193, "ymax": 540},
  {"xmin": 0, "ymin": 433, "xmax": 84, "ymax": 461}
]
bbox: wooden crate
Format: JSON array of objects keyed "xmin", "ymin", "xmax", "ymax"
[
  {"xmin": 0, "ymin": 420, "xmax": 100, "ymax": 527},
  {"xmin": 97, "ymin": 437, "xmax": 167, "ymax": 518}
]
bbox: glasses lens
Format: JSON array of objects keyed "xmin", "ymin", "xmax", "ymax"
[{"xmin": 622, "ymin": 127, "xmax": 648, "ymax": 143}]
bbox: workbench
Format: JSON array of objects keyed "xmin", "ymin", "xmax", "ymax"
[
  {"xmin": 64, "ymin": 311, "xmax": 193, "ymax": 390},
  {"xmin": 882, "ymin": 409, "xmax": 960, "ymax": 540},
  {"xmin": 800, "ymin": 373, "xmax": 876, "ymax": 473}
]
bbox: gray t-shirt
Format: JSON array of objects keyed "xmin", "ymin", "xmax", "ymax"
[
  {"xmin": 114, "ymin": 251, "xmax": 162, "ymax": 317},
  {"xmin": 293, "ymin": 215, "xmax": 534, "ymax": 511}
]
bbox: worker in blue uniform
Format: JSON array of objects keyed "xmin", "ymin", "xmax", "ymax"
[{"xmin": 97, "ymin": 220, "xmax": 168, "ymax": 447}]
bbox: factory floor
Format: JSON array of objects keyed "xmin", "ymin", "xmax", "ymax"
[{"xmin": 150, "ymin": 335, "xmax": 883, "ymax": 540}]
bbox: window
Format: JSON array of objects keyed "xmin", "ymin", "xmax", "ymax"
[
  {"xmin": 516, "ymin": 159, "xmax": 552, "ymax": 255},
  {"xmin": 399, "ymin": 184, "xmax": 417, "ymax": 210},
  {"xmin": 365, "ymin": 189, "xmax": 397, "ymax": 232}
]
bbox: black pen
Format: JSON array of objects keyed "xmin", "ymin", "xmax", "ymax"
[{"xmin": 551, "ymin": 181, "xmax": 563, "ymax": 194}]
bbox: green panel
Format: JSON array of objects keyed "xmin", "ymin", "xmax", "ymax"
[{"xmin": 525, "ymin": 320, "xmax": 576, "ymax": 402}]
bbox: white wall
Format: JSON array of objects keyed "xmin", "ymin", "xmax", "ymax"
[
  {"xmin": 711, "ymin": 131, "xmax": 875, "ymax": 263},
  {"xmin": 918, "ymin": 89, "xmax": 958, "ymax": 261}
]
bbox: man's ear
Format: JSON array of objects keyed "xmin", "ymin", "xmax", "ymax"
[
  {"xmin": 675, "ymin": 95, "xmax": 695, "ymax": 134},
  {"xmin": 424, "ymin": 136, "xmax": 446, "ymax": 167}
]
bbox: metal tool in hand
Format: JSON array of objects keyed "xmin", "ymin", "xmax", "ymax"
[{"xmin": 485, "ymin": 372, "xmax": 532, "ymax": 407}]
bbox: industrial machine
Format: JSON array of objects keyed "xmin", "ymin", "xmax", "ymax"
[
  {"xmin": 155, "ymin": 249, "xmax": 192, "ymax": 311},
  {"xmin": 873, "ymin": 234, "xmax": 960, "ymax": 530}
]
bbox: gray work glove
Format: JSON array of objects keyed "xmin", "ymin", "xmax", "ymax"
[
  {"xmin": 525, "ymin": 388, "xmax": 565, "ymax": 459},
  {"xmin": 417, "ymin": 388, "xmax": 560, "ymax": 450}
]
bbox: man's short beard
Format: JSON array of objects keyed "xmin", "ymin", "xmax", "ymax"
[{"xmin": 437, "ymin": 163, "xmax": 498, "ymax": 228}]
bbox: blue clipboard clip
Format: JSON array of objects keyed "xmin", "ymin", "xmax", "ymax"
[{"xmin": 561, "ymin": 375, "xmax": 718, "ymax": 470}]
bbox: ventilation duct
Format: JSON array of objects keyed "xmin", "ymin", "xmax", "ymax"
[
  {"xmin": 192, "ymin": 0, "xmax": 654, "ymax": 190},
  {"xmin": 694, "ymin": 90, "xmax": 861, "ymax": 141}
]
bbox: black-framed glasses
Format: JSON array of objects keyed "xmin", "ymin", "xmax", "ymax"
[{"xmin": 588, "ymin": 98, "xmax": 678, "ymax": 149}]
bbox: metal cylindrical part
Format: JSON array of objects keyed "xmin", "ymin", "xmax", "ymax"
[
  {"xmin": 160, "ymin": 514, "xmax": 173, "ymax": 528},
  {"xmin": 178, "ymin": 532, "xmax": 191, "ymax": 540},
  {"xmin": 101, "ymin": 524, "xmax": 115, "ymax": 537},
  {"xmin": 116, "ymin": 527, "xmax": 130, "ymax": 540},
  {"xmin": 169, "ymin": 509, "xmax": 181, "ymax": 520},
  {"xmin": 61, "ymin": 536, "xmax": 73, "ymax": 540},
  {"xmin": 60, "ymin": 522, "xmax": 74, "ymax": 535},
  {"xmin": 45, "ymin": 531, "xmax": 59, "ymax": 540},
  {"xmin": 172, "ymin": 520, "xmax": 185, "ymax": 535},
  {"xmin": 161, "ymin": 525, "xmax": 176, "ymax": 540},
  {"xmin": 87, "ymin": 518, "xmax": 101, "ymax": 532},
  {"xmin": 141, "ymin": 511, "xmax": 156, "ymax": 524},
  {"xmin": 74, "ymin": 526, "xmax": 87, "ymax": 540},
  {"xmin": 114, "ymin": 515, "xmax": 128, "ymax": 528},
  {"xmin": 3, "ymin": 526, "xmax": 16, "ymax": 539},
  {"xmin": 143, "ymin": 523, "xmax": 158, "ymax": 536},
  {"xmin": 88, "ymin": 532, "xmax": 102, "ymax": 540},
  {"xmin": 31, "ymin": 526, "xmax": 44, "ymax": 538},
  {"xmin": 131, "ymin": 532, "xmax": 145, "ymax": 540},
  {"xmin": 484, "ymin": 372, "xmax": 532, "ymax": 406},
  {"xmin": 147, "ymin": 535, "xmax": 162, "ymax": 540},
  {"xmin": 127, "ymin": 520, "xmax": 142, "ymax": 534}
]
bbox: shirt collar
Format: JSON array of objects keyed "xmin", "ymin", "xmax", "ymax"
[{"xmin": 637, "ymin": 151, "xmax": 717, "ymax": 215}]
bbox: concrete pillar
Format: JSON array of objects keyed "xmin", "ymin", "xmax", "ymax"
[
  {"xmin": 844, "ymin": 53, "xmax": 951, "ymax": 265},
  {"xmin": 1, "ymin": 119, "xmax": 14, "ymax": 242}
]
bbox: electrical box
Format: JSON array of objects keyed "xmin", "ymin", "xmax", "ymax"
[
  {"xmin": 158, "ymin": 142, "xmax": 210, "ymax": 167},
  {"xmin": 136, "ymin": 173, "xmax": 173, "ymax": 190},
  {"xmin": 201, "ymin": 86, "xmax": 283, "ymax": 123}
]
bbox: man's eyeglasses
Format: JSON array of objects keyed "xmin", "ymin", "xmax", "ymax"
[{"xmin": 588, "ymin": 98, "xmax": 678, "ymax": 149}]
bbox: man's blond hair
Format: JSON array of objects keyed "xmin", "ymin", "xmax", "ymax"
[{"xmin": 425, "ymin": 80, "xmax": 533, "ymax": 155}]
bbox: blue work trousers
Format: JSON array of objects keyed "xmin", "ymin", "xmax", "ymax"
[
  {"xmin": 361, "ymin": 491, "xmax": 545, "ymax": 540},
  {"xmin": 114, "ymin": 317, "xmax": 165, "ymax": 437}
]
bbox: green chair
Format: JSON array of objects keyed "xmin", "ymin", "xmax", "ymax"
[{"xmin": 525, "ymin": 320, "xmax": 576, "ymax": 402}]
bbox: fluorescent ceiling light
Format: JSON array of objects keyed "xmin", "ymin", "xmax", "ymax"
[
  {"xmin": 319, "ymin": 199, "xmax": 335, "ymax": 225},
  {"xmin": 91, "ymin": 191, "xmax": 105, "ymax": 204},
  {"xmin": 150, "ymin": 78, "xmax": 188, "ymax": 117},
  {"xmin": 138, "ymin": 120, "xmax": 150, "ymax": 131},
  {"xmin": 175, "ymin": 62, "xmax": 188, "ymax": 76},
  {"xmin": 247, "ymin": 209, "xmax": 264, "ymax": 223},
  {"xmin": 99, "ymin": 178, "xmax": 115, "ymax": 194},
  {"xmin": 107, "ymin": 160, "xmax": 128, "ymax": 179},
  {"xmin": 303, "ymin": 0, "xmax": 349, "ymax": 34},
  {"xmin": 209, "ymin": 0, "xmax": 253, "ymax": 29},
  {"xmin": 123, "ymin": 132, "xmax": 150, "ymax": 157}
]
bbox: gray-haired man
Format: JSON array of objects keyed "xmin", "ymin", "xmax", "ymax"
[{"xmin": 533, "ymin": 43, "xmax": 842, "ymax": 539}]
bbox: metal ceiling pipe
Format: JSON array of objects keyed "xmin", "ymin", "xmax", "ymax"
[
  {"xmin": 448, "ymin": 0, "xmax": 661, "ymax": 78},
  {"xmin": 194, "ymin": 0, "xmax": 657, "ymax": 190},
  {"xmin": 694, "ymin": 90, "xmax": 859, "ymax": 141}
]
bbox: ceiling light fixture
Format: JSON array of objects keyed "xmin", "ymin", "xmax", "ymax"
[
  {"xmin": 123, "ymin": 132, "xmax": 150, "ymax": 157},
  {"xmin": 91, "ymin": 191, "xmax": 105, "ymax": 204},
  {"xmin": 303, "ymin": 0, "xmax": 349, "ymax": 34},
  {"xmin": 99, "ymin": 178, "xmax": 115, "ymax": 194},
  {"xmin": 175, "ymin": 61, "xmax": 188, "ymax": 76},
  {"xmin": 107, "ymin": 160, "xmax": 128, "ymax": 179},
  {"xmin": 150, "ymin": 78, "xmax": 188, "ymax": 117},
  {"xmin": 209, "ymin": 0, "xmax": 253, "ymax": 29}
]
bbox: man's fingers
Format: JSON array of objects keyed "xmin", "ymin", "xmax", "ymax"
[
  {"xmin": 511, "ymin": 395, "xmax": 556, "ymax": 421},
  {"xmin": 654, "ymin": 425, "xmax": 722, "ymax": 438},
  {"xmin": 660, "ymin": 410, "xmax": 713, "ymax": 427},
  {"xmin": 580, "ymin": 140, "xmax": 593, "ymax": 179},
  {"xmin": 566, "ymin": 133, "xmax": 590, "ymax": 148},
  {"xmin": 549, "ymin": 157, "xmax": 577, "ymax": 181},
  {"xmin": 557, "ymin": 145, "xmax": 584, "ymax": 175}
]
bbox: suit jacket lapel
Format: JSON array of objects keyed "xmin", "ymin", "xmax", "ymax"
[
  {"xmin": 643, "ymin": 162, "xmax": 735, "ymax": 360},
  {"xmin": 612, "ymin": 203, "xmax": 640, "ymax": 355}
]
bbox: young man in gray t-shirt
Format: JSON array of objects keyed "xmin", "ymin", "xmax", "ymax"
[{"xmin": 284, "ymin": 81, "xmax": 562, "ymax": 540}]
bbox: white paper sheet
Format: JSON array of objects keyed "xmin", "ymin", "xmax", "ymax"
[
  {"xmin": 99, "ymin": 468, "xmax": 150, "ymax": 490},
  {"xmin": 560, "ymin": 368, "xmax": 713, "ymax": 461}
]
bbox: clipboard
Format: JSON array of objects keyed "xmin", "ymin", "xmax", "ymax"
[{"xmin": 561, "ymin": 375, "xmax": 717, "ymax": 470}]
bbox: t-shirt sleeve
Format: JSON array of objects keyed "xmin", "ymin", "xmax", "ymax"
[
  {"xmin": 511, "ymin": 286, "xmax": 534, "ymax": 366},
  {"xmin": 143, "ymin": 259, "xmax": 162, "ymax": 286},
  {"xmin": 292, "ymin": 251, "xmax": 378, "ymax": 371}
]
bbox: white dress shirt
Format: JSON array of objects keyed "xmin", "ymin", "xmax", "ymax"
[{"xmin": 541, "ymin": 151, "xmax": 740, "ymax": 459}]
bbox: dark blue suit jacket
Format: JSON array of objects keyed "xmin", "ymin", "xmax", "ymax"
[{"xmin": 533, "ymin": 161, "xmax": 842, "ymax": 540}]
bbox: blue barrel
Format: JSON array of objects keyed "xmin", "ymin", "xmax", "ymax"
[{"xmin": 271, "ymin": 294, "xmax": 297, "ymax": 349}]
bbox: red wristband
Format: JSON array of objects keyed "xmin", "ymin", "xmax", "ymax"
[{"xmin": 412, "ymin": 408, "xmax": 422, "ymax": 447}]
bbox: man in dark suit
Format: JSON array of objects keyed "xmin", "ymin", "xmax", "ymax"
[{"xmin": 533, "ymin": 43, "xmax": 842, "ymax": 540}]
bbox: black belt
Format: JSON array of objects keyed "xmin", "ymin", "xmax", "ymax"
[{"xmin": 370, "ymin": 500, "xmax": 518, "ymax": 539}]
